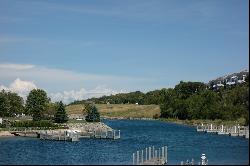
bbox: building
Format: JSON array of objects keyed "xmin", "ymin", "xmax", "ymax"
[{"xmin": 68, "ymin": 114, "xmax": 86, "ymax": 120}]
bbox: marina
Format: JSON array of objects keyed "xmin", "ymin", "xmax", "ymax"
[{"xmin": 0, "ymin": 120, "xmax": 249, "ymax": 165}]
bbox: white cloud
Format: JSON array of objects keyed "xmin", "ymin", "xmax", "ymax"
[
  {"xmin": 0, "ymin": 63, "xmax": 150, "ymax": 93},
  {"xmin": 50, "ymin": 85, "xmax": 127, "ymax": 104},
  {"xmin": 0, "ymin": 62, "xmax": 156, "ymax": 103},
  {"xmin": 0, "ymin": 63, "xmax": 35, "ymax": 70},
  {"xmin": 0, "ymin": 78, "xmax": 37, "ymax": 99},
  {"xmin": 0, "ymin": 78, "xmax": 125, "ymax": 104}
]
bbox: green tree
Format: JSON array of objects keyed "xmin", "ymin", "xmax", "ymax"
[
  {"xmin": 54, "ymin": 101, "xmax": 68, "ymax": 123},
  {"xmin": 26, "ymin": 89, "xmax": 49, "ymax": 121},
  {"xmin": 0, "ymin": 90, "xmax": 24, "ymax": 117},
  {"xmin": 85, "ymin": 103, "xmax": 100, "ymax": 122},
  {"xmin": 7, "ymin": 92, "xmax": 24, "ymax": 116},
  {"xmin": 0, "ymin": 90, "xmax": 9, "ymax": 117}
]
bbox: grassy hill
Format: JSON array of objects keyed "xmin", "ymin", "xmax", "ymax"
[{"xmin": 66, "ymin": 104, "xmax": 160, "ymax": 119}]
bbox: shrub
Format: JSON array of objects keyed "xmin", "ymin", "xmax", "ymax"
[{"xmin": 11, "ymin": 120, "xmax": 57, "ymax": 128}]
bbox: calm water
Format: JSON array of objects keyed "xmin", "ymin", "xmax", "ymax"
[{"xmin": 0, "ymin": 120, "xmax": 249, "ymax": 165}]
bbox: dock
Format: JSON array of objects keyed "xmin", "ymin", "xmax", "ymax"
[
  {"xmin": 180, "ymin": 154, "xmax": 208, "ymax": 165},
  {"xmin": 132, "ymin": 146, "xmax": 167, "ymax": 165},
  {"xmin": 9, "ymin": 128, "xmax": 121, "ymax": 141},
  {"xmin": 196, "ymin": 124, "xmax": 249, "ymax": 139}
]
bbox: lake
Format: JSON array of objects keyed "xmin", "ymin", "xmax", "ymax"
[{"xmin": 0, "ymin": 120, "xmax": 249, "ymax": 165}]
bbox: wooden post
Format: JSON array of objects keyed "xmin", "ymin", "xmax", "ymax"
[
  {"xmin": 145, "ymin": 148, "xmax": 148, "ymax": 161},
  {"xmin": 149, "ymin": 147, "xmax": 151, "ymax": 160},
  {"xmin": 158, "ymin": 148, "xmax": 161, "ymax": 159},
  {"xmin": 118, "ymin": 130, "xmax": 120, "ymax": 138},
  {"xmin": 162, "ymin": 147, "xmax": 164, "ymax": 160},
  {"xmin": 141, "ymin": 150, "xmax": 143, "ymax": 163},
  {"xmin": 133, "ymin": 153, "xmax": 135, "ymax": 165},
  {"xmin": 165, "ymin": 146, "xmax": 168, "ymax": 163},
  {"xmin": 137, "ymin": 151, "xmax": 139, "ymax": 165},
  {"xmin": 155, "ymin": 150, "xmax": 157, "ymax": 159},
  {"xmin": 113, "ymin": 130, "xmax": 116, "ymax": 139},
  {"xmin": 152, "ymin": 146, "xmax": 155, "ymax": 159}
]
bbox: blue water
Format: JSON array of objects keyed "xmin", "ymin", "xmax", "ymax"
[{"xmin": 0, "ymin": 120, "xmax": 249, "ymax": 165}]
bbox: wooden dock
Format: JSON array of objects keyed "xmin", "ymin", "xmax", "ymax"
[
  {"xmin": 196, "ymin": 124, "xmax": 249, "ymax": 139},
  {"xmin": 132, "ymin": 146, "xmax": 167, "ymax": 165}
]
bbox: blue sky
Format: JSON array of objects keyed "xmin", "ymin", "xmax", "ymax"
[{"xmin": 0, "ymin": 0, "xmax": 249, "ymax": 103}]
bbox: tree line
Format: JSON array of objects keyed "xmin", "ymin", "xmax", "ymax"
[
  {"xmin": 70, "ymin": 76, "xmax": 249, "ymax": 125},
  {"xmin": 0, "ymin": 89, "xmax": 100, "ymax": 125},
  {"xmin": 0, "ymin": 89, "xmax": 68, "ymax": 123},
  {"xmin": 1, "ymin": 74, "xmax": 248, "ymax": 125}
]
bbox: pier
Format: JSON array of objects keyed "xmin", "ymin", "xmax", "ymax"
[
  {"xmin": 9, "ymin": 128, "xmax": 121, "ymax": 141},
  {"xmin": 132, "ymin": 146, "xmax": 167, "ymax": 165},
  {"xmin": 196, "ymin": 124, "xmax": 249, "ymax": 139}
]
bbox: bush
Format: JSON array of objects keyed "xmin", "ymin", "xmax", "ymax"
[
  {"xmin": 153, "ymin": 114, "xmax": 159, "ymax": 119},
  {"xmin": 11, "ymin": 120, "xmax": 57, "ymax": 128}
]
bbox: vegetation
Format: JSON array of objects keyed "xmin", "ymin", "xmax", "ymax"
[
  {"xmin": 11, "ymin": 120, "xmax": 57, "ymax": 128},
  {"xmin": 25, "ymin": 89, "xmax": 50, "ymax": 121},
  {"xmin": 0, "ymin": 90, "xmax": 24, "ymax": 117},
  {"xmin": 66, "ymin": 104, "xmax": 160, "ymax": 119},
  {"xmin": 85, "ymin": 103, "xmax": 100, "ymax": 122},
  {"xmin": 54, "ymin": 101, "xmax": 68, "ymax": 123},
  {"xmin": 0, "ymin": 72, "xmax": 249, "ymax": 126},
  {"xmin": 69, "ymin": 75, "xmax": 249, "ymax": 125}
]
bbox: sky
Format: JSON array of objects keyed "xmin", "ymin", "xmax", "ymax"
[{"xmin": 0, "ymin": 0, "xmax": 249, "ymax": 103}]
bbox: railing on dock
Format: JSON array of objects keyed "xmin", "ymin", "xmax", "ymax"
[
  {"xmin": 196, "ymin": 123, "xmax": 249, "ymax": 139},
  {"xmin": 132, "ymin": 146, "xmax": 167, "ymax": 165},
  {"xmin": 93, "ymin": 130, "xmax": 120, "ymax": 139},
  {"xmin": 39, "ymin": 130, "xmax": 79, "ymax": 142}
]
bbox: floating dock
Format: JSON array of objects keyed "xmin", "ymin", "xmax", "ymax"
[{"xmin": 196, "ymin": 124, "xmax": 249, "ymax": 139}]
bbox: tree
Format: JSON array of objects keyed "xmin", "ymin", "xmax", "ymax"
[
  {"xmin": 54, "ymin": 101, "xmax": 68, "ymax": 123},
  {"xmin": 85, "ymin": 103, "xmax": 100, "ymax": 122},
  {"xmin": 0, "ymin": 90, "xmax": 24, "ymax": 117},
  {"xmin": 0, "ymin": 90, "xmax": 9, "ymax": 117},
  {"xmin": 25, "ymin": 89, "xmax": 49, "ymax": 121}
]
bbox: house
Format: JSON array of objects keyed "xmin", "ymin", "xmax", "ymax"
[{"xmin": 237, "ymin": 75, "xmax": 246, "ymax": 84}]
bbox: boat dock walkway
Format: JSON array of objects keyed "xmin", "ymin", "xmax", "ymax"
[
  {"xmin": 196, "ymin": 123, "xmax": 249, "ymax": 139},
  {"xmin": 132, "ymin": 146, "xmax": 167, "ymax": 165}
]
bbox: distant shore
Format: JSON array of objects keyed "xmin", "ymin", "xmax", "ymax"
[{"xmin": 101, "ymin": 116, "xmax": 246, "ymax": 127}]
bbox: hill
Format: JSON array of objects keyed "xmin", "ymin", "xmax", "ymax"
[{"xmin": 66, "ymin": 104, "xmax": 160, "ymax": 119}]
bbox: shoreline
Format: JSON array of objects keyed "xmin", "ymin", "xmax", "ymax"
[
  {"xmin": 101, "ymin": 117, "xmax": 246, "ymax": 127},
  {"xmin": 0, "ymin": 131, "xmax": 15, "ymax": 137}
]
